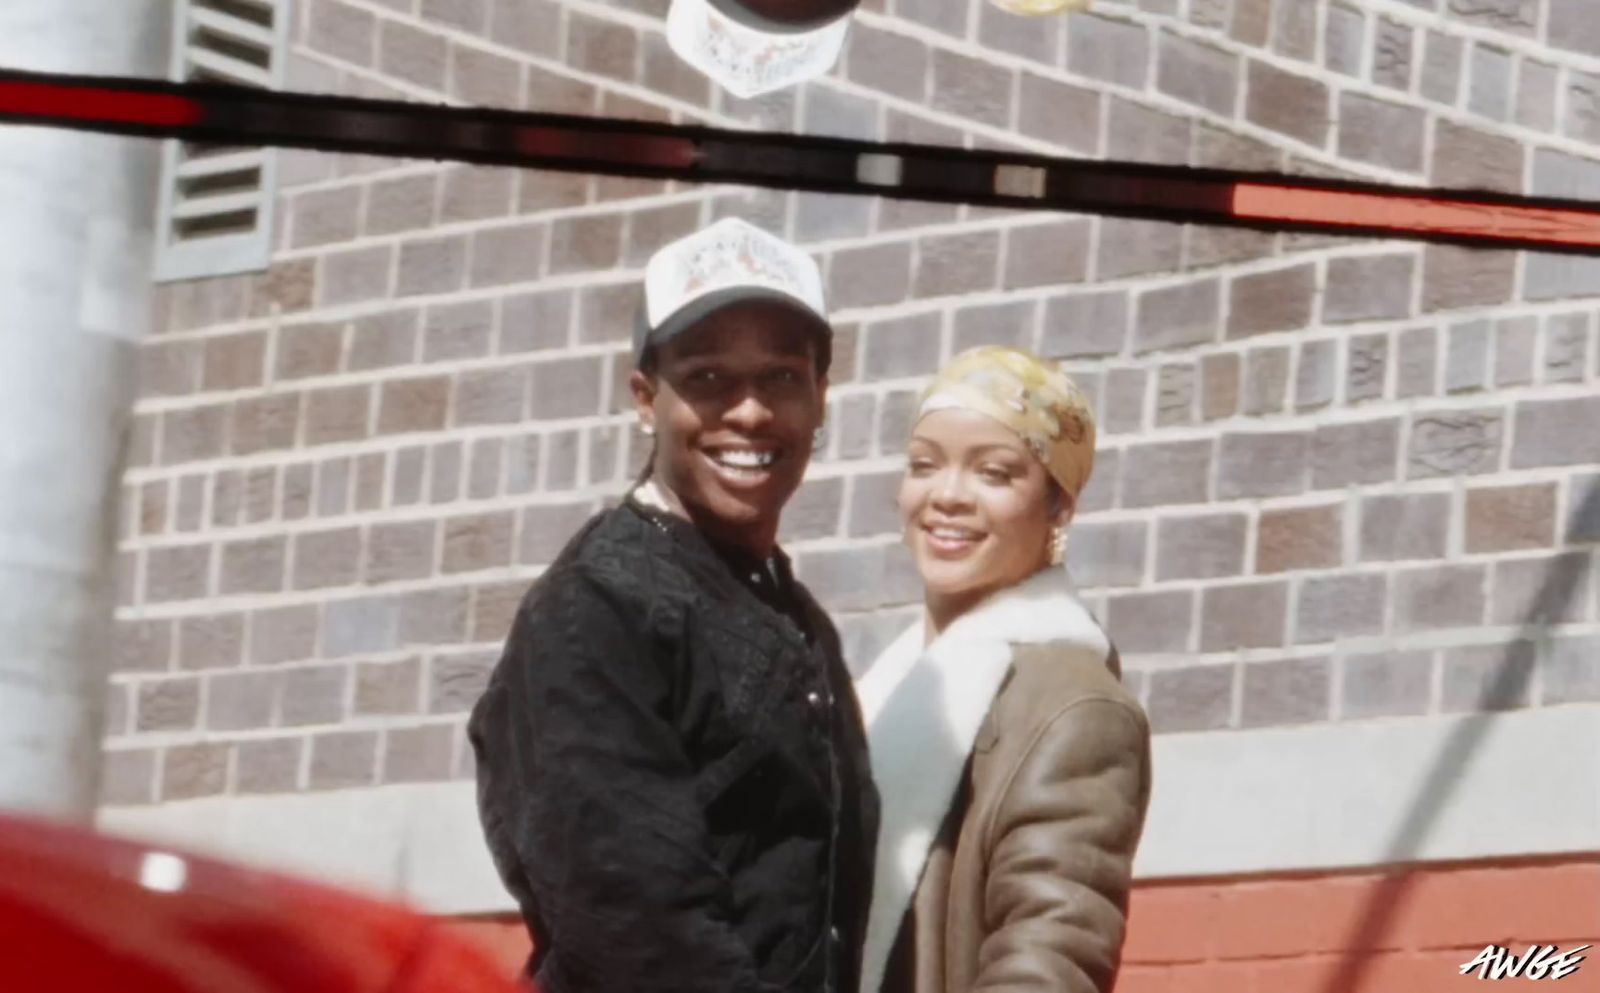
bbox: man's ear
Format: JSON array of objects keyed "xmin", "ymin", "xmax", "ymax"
[{"xmin": 630, "ymin": 369, "xmax": 657, "ymax": 431}]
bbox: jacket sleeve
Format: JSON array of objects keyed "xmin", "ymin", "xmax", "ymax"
[
  {"xmin": 970, "ymin": 698, "xmax": 1152, "ymax": 993},
  {"xmin": 472, "ymin": 569, "xmax": 769, "ymax": 993}
]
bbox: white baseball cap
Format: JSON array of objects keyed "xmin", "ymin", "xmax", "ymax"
[
  {"xmin": 666, "ymin": 0, "xmax": 856, "ymax": 100},
  {"xmin": 635, "ymin": 217, "xmax": 831, "ymax": 365}
]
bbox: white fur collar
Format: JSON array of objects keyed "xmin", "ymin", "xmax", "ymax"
[{"xmin": 855, "ymin": 566, "xmax": 1108, "ymax": 993}]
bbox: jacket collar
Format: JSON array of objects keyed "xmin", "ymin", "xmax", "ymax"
[{"xmin": 855, "ymin": 565, "xmax": 1108, "ymax": 993}]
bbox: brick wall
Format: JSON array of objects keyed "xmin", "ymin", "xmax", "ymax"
[{"xmin": 103, "ymin": 0, "xmax": 1600, "ymax": 809}]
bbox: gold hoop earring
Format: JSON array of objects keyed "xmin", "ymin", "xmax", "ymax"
[{"xmin": 1048, "ymin": 525, "xmax": 1069, "ymax": 566}]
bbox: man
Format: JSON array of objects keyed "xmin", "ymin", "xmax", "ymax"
[{"xmin": 469, "ymin": 217, "xmax": 879, "ymax": 993}]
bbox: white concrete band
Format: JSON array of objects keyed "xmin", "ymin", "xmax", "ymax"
[
  {"xmin": 99, "ymin": 705, "xmax": 1600, "ymax": 914},
  {"xmin": 0, "ymin": 1, "xmax": 168, "ymax": 818}
]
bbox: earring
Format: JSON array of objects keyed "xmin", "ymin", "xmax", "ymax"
[
  {"xmin": 640, "ymin": 423, "xmax": 655, "ymax": 437},
  {"xmin": 813, "ymin": 423, "xmax": 827, "ymax": 452},
  {"xmin": 1048, "ymin": 525, "xmax": 1069, "ymax": 566}
]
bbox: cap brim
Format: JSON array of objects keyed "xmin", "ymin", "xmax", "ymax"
[
  {"xmin": 635, "ymin": 285, "xmax": 832, "ymax": 362},
  {"xmin": 667, "ymin": 0, "xmax": 851, "ymax": 99}
]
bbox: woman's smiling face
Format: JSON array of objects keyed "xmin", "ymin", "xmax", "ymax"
[{"xmin": 897, "ymin": 407, "xmax": 1067, "ymax": 611}]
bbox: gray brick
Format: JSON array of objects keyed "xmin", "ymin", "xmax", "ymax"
[
  {"xmin": 1372, "ymin": 17, "xmax": 1414, "ymax": 90},
  {"xmin": 829, "ymin": 241, "xmax": 911, "ymax": 311},
  {"xmin": 1243, "ymin": 346, "xmax": 1290, "ymax": 415},
  {"xmin": 1493, "ymin": 316, "xmax": 1538, "ymax": 386},
  {"xmin": 895, "ymin": 0, "xmax": 965, "ymax": 36},
  {"xmin": 322, "ymin": 597, "xmax": 397, "ymax": 658},
  {"xmin": 1445, "ymin": 320, "xmax": 1492, "ymax": 394},
  {"xmin": 398, "ymin": 588, "xmax": 469, "ymax": 646},
  {"xmin": 1272, "ymin": 0, "xmax": 1318, "ymax": 58},
  {"xmin": 1432, "ymin": 120, "xmax": 1523, "ymax": 194},
  {"xmin": 1156, "ymin": 513, "xmax": 1247, "ymax": 581},
  {"xmin": 1420, "ymin": 30, "xmax": 1462, "ymax": 104},
  {"xmin": 1106, "ymin": 590, "xmax": 1194, "ymax": 655},
  {"xmin": 383, "ymin": 725, "xmax": 456, "ymax": 784},
  {"xmin": 1201, "ymin": 353, "xmax": 1240, "ymax": 420},
  {"xmin": 1324, "ymin": 253, "xmax": 1416, "ymax": 323},
  {"xmin": 1543, "ymin": 635, "xmax": 1600, "ymax": 705},
  {"xmin": 136, "ymin": 677, "xmax": 199, "ymax": 732},
  {"xmin": 978, "ymin": 0, "xmax": 1060, "ymax": 62},
  {"xmin": 1017, "ymin": 74, "xmax": 1100, "ymax": 154},
  {"xmin": 1295, "ymin": 339, "xmax": 1337, "ymax": 411},
  {"xmin": 309, "ymin": 731, "xmax": 377, "ymax": 790},
  {"xmin": 1491, "ymin": 552, "xmax": 1592, "ymax": 626},
  {"xmin": 1510, "ymin": 397, "xmax": 1600, "ymax": 468},
  {"xmin": 1201, "ymin": 581, "xmax": 1288, "ymax": 652},
  {"xmin": 1121, "ymin": 440, "xmax": 1213, "ymax": 508},
  {"xmin": 236, "ymin": 737, "xmax": 301, "ymax": 794},
  {"xmin": 428, "ymin": 650, "xmax": 495, "ymax": 714},
  {"xmin": 954, "ymin": 300, "xmax": 1035, "ymax": 353},
  {"xmin": 1066, "ymin": 520, "xmax": 1146, "ymax": 589},
  {"xmin": 865, "ymin": 312, "xmax": 942, "ymax": 379},
  {"xmin": 1396, "ymin": 326, "xmax": 1437, "ymax": 397},
  {"xmin": 1360, "ymin": 492, "xmax": 1449, "ymax": 562},
  {"xmin": 1297, "ymin": 573, "xmax": 1388, "ymax": 645},
  {"xmin": 1245, "ymin": 61, "xmax": 1329, "ymax": 147},
  {"xmin": 1156, "ymin": 363, "xmax": 1195, "ymax": 427},
  {"xmin": 249, "ymin": 605, "xmax": 319, "ymax": 666},
  {"xmin": 1227, "ymin": 263, "xmax": 1316, "ymax": 339},
  {"xmin": 279, "ymin": 665, "xmax": 347, "ymax": 727},
  {"xmin": 205, "ymin": 670, "xmax": 278, "ymax": 731},
  {"xmin": 844, "ymin": 22, "xmax": 927, "ymax": 102},
  {"xmin": 1396, "ymin": 564, "xmax": 1486, "ymax": 632},
  {"xmin": 1311, "ymin": 418, "xmax": 1399, "ymax": 489},
  {"xmin": 1217, "ymin": 432, "xmax": 1309, "ymax": 499},
  {"xmin": 1339, "ymin": 94, "xmax": 1426, "ymax": 171},
  {"xmin": 1569, "ymin": 473, "xmax": 1600, "ymax": 544},
  {"xmin": 1101, "ymin": 368, "xmax": 1147, "ymax": 436},
  {"xmin": 1005, "ymin": 220, "xmax": 1091, "ymax": 291},
  {"xmin": 930, "ymin": 49, "xmax": 1012, "ymax": 129},
  {"xmin": 1466, "ymin": 44, "xmax": 1513, "ymax": 121},
  {"xmin": 161, "ymin": 743, "xmax": 228, "ymax": 801},
  {"xmin": 1532, "ymin": 149, "xmax": 1600, "ymax": 200},
  {"xmin": 1134, "ymin": 278, "xmax": 1220, "ymax": 354},
  {"xmin": 1039, "ymin": 291, "xmax": 1127, "ymax": 360},
  {"xmin": 1524, "ymin": 254, "xmax": 1600, "ymax": 303},
  {"xmin": 1342, "ymin": 651, "xmax": 1432, "ymax": 719},
  {"xmin": 1097, "ymin": 218, "xmax": 1183, "ymax": 281},
  {"xmin": 1067, "ymin": 15, "xmax": 1150, "ymax": 90},
  {"xmin": 1441, "ymin": 641, "xmax": 1534, "ymax": 713},
  {"xmin": 1242, "ymin": 657, "xmax": 1329, "ymax": 727},
  {"xmin": 1408, "ymin": 407, "xmax": 1504, "ymax": 478},
  {"xmin": 1516, "ymin": 59, "xmax": 1559, "ymax": 131},
  {"xmin": 915, "ymin": 231, "xmax": 999, "ymax": 299},
  {"xmin": 1107, "ymin": 99, "xmax": 1193, "ymax": 172},
  {"xmin": 1147, "ymin": 663, "xmax": 1233, "ymax": 732},
  {"xmin": 1324, "ymin": 3, "xmax": 1365, "ymax": 76},
  {"xmin": 1445, "ymin": 0, "xmax": 1537, "ymax": 36},
  {"xmin": 354, "ymin": 657, "xmax": 422, "ymax": 716},
  {"xmin": 519, "ymin": 503, "xmax": 596, "ymax": 565},
  {"xmin": 308, "ymin": 0, "xmax": 374, "ymax": 66}
]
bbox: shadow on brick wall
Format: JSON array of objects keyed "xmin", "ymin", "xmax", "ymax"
[{"xmin": 1317, "ymin": 480, "xmax": 1599, "ymax": 993}]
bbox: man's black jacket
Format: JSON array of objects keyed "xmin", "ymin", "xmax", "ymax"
[{"xmin": 468, "ymin": 499, "xmax": 879, "ymax": 993}]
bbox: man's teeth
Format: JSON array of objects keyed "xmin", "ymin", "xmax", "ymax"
[{"xmin": 713, "ymin": 450, "xmax": 776, "ymax": 469}]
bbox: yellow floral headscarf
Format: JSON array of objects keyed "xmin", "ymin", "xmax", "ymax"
[{"xmin": 915, "ymin": 346, "xmax": 1097, "ymax": 500}]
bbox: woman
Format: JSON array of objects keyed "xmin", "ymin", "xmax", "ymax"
[
  {"xmin": 855, "ymin": 346, "xmax": 1151, "ymax": 993},
  {"xmin": 469, "ymin": 218, "xmax": 878, "ymax": 993}
]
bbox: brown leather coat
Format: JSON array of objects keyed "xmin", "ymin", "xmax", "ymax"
[{"xmin": 878, "ymin": 641, "xmax": 1152, "ymax": 993}]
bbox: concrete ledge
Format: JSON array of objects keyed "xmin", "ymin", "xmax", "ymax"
[{"xmin": 99, "ymin": 704, "xmax": 1600, "ymax": 913}]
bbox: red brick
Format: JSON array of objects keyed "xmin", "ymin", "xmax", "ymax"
[
  {"xmin": 1257, "ymin": 504, "xmax": 1343, "ymax": 574},
  {"xmin": 201, "ymin": 331, "xmax": 267, "ymax": 392},
  {"xmin": 1464, "ymin": 483, "xmax": 1557, "ymax": 552}
]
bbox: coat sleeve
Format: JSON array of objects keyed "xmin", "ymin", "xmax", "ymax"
[
  {"xmin": 969, "ymin": 697, "xmax": 1152, "ymax": 993},
  {"xmin": 471, "ymin": 569, "xmax": 770, "ymax": 993}
]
